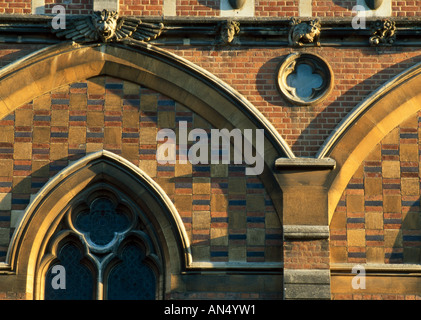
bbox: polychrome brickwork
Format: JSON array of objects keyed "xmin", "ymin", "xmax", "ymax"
[
  {"xmin": 168, "ymin": 46, "xmax": 421, "ymax": 157},
  {"xmin": 0, "ymin": 75, "xmax": 282, "ymax": 264},
  {"xmin": 4, "ymin": 45, "xmax": 421, "ymax": 157},
  {"xmin": 330, "ymin": 113, "xmax": 421, "ymax": 265}
]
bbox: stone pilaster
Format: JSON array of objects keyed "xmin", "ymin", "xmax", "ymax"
[{"xmin": 275, "ymin": 158, "xmax": 335, "ymax": 300}]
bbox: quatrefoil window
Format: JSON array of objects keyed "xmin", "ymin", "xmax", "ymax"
[
  {"xmin": 74, "ymin": 198, "xmax": 131, "ymax": 246},
  {"xmin": 287, "ymin": 63, "xmax": 324, "ymax": 99},
  {"xmin": 277, "ymin": 53, "xmax": 334, "ymax": 106}
]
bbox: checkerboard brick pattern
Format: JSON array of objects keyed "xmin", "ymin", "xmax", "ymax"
[
  {"xmin": 330, "ymin": 112, "xmax": 421, "ymax": 265},
  {"xmin": 5, "ymin": 45, "xmax": 421, "ymax": 157},
  {"xmin": 0, "ymin": 76, "xmax": 282, "ymax": 265}
]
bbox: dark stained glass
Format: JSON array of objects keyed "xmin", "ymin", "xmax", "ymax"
[
  {"xmin": 45, "ymin": 243, "xmax": 94, "ymax": 300},
  {"xmin": 107, "ymin": 243, "xmax": 156, "ymax": 300},
  {"xmin": 75, "ymin": 198, "xmax": 130, "ymax": 246}
]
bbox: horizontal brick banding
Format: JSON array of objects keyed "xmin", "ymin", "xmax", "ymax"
[
  {"xmin": 0, "ymin": 76, "xmax": 282, "ymax": 268},
  {"xmin": 330, "ymin": 112, "xmax": 421, "ymax": 266}
]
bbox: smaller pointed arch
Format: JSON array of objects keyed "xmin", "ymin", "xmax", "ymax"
[
  {"xmin": 6, "ymin": 150, "xmax": 191, "ymax": 299},
  {"xmin": 318, "ymin": 60, "xmax": 421, "ymax": 223}
]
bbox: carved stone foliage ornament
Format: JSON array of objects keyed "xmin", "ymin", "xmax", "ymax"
[
  {"xmin": 369, "ymin": 19, "xmax": 396, "ymax": 46},
  {"xmin": 288, "ymin": 18, "xmax": 321, "ymax": 47},
  {"xmin": 216, "ymin": 20, "xmax": 240, "ymax": 45},
  {"xmin": 52, "ymin": 9, "xmax": 164, "ymax": 43},
  {"xmin": 276, "ymin": 53, "xmax": 334, "ymax": 106}
]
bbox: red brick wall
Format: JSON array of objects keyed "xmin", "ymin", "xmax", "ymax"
[
  {"xmin": 1, "ymin": 1, "xmax": 420, "ymax": 17},
  {"xmin": 44, "ymin": 0, "xmax": 93, "ymax": 15},
  {"xmin": 255, "ymin": 0, "xmax": 299, "ymax": 17},
  {"xmin": 0, "ymin": 0, "xmax": 31, "ymax": 14},
  {"xmin": 312, "ymin": 1, "xmax": 354, "ymax": 17},
  {"xmin": 392, "ymin": 1, "xmax": 421, "ymax": 17},
  {"xmin": 119, "ymin": 0, "xmax": 163, "ymax": 16},
  {"xmin": 176, "ymin": 0, "xmax": 219, "ymax": 16},
  {"xmin": 167, "ymin": 46, "xmax": 421, "ymax": 156},
  {"xmin": 3, "ymin": 45, "xmax": 421, "ymax": 157},
  {"xmin": 312, "ymin": 1, "xmax": 421, "ymax": 18}
]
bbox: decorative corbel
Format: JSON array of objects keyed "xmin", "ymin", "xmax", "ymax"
[
  {"xmin": 288, "ymin": 18, "xmax": 321, "ymax": 47},
  {"xmin": 216, "ymin": 20, "xmax": 240, "ymax": 46},
  {"xmin": 51, "ymin": 9, "xmax": 164, "ymax": 43},
  {"xmin": 369, "ymin": 19, "xmax": 396, "ymax": 46}
]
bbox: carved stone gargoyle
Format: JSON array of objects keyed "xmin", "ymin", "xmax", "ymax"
[
  {"xmin": 288, "ymin": 18, "xmax": 321, "ymax": 47},
  {"xmin": 52, "ymin": 9, "xmax": 164, "ymax": 43},
  {"xmin": 369, "ymin": 19, "xmax": 396, "ymax": 46},
  {"xmin": 216, "ymin": 20, "xmax": 240, "ymax": 46}
]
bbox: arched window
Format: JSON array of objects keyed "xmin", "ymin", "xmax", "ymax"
[
  {"xmin": 42, "ymin": 185, "xmax": 162, "ymax": 300},
  {"xmin": 44, "ymin": 241, "xmax": 95, "ymax": 300}
]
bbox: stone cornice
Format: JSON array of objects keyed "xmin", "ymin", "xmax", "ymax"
[{"xmin": 2, "ymin": 14, "xmax": 421, "ymax": 46}]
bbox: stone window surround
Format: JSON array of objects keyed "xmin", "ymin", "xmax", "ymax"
[{"xmin": 276, "ymin": 52, "xmax": 334, "ymax": 106}]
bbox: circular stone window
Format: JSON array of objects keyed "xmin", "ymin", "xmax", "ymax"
[{"xmin": 276, "ymin": 52, "xmax": 334, "ymax": 106}]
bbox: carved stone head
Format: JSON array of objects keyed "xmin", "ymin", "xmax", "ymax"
[
  {"xmin": 306, "ymin": 19, "xmax": 321, "ymax": 42},
  {"xmin": 92, "ymin": 10, "xmax": 119, "ymax": 42},
  {"xmin": 220, "ymin": 20, "xmax": 240, "ymax": 45}
]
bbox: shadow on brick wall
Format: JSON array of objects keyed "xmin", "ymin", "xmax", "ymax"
[{"xmin": 256, "ymin": 49, "xmax": 421, "ymax": 157}]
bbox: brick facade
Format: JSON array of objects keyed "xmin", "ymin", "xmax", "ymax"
[
  {"xmin": 0, "ymin": 0, "xmax": 31, "ymax": 14},
  {"xmin": 0, "ymin": 76, "xmax": 282, "ymax": 264},
  {"xmin": 2, "ymin": 0, "xmax": 421, "ymax": 302},
  {"xmin": 330, "ymin": 113, "xmax": 421, "ymax": 265},
  {"xmin": 3, "ymin": 45, "xmax": 421, "ymax": 158},
  {"xmin": 44, "ymin": 0, "xmax": 93, "ymax": 15},
  {"xmin": 5, "ymin": 0, "xmax": 420, "ymax": 17}
]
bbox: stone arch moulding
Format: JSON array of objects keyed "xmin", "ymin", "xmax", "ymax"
[
  {"xmin": 6, "ymin": 150, "xmax": 189, "ymax": 299},
  {"xmin": 316, "ymin": 60, "xmax": 421, "ymax": 224},
  {"xmin": 0, "ymin": 41, "xmax": 294, "ymax": 164},
  {"xmin": 0, "ymin": 40, "xmax": 289, "ymax": 224}
]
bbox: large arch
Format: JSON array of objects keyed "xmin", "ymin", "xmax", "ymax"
[
  {"xmin": 318, "ymin": 61, "xmax": 421, "ymax": 223},
  {"xmin": 0, "ymin": 41, "xmax": 293, "ymax": 161},
  {"xmin": 0, "ymin": 40, "xmax": 289, "ymax": 224},
  {"xmin": 6, "ymin": 150, "xmax": 189, "ymax": 299},
  {"xmin": 0, "ymin": 41, "xmax": 290, "ymax": 298}
]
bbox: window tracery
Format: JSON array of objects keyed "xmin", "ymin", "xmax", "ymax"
[{"xmin": 42, "ymin": 186, "xmax": 162, "ymax": 300}]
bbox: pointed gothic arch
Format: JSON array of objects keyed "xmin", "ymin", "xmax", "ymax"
[
  {"xmin": 319, "ymin": 61, "xmax": 421, "ymax": 223},
  {"xmin": 0, "ymin": 41, "xmax": 294, "ymax": 162},
  {"xmin": 7, "ymin": 150, "xmax": 190, "ymax": 299},
  {"xmin": 0, "ymin": 40, "xmax": 286, "ymax": 230}
]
